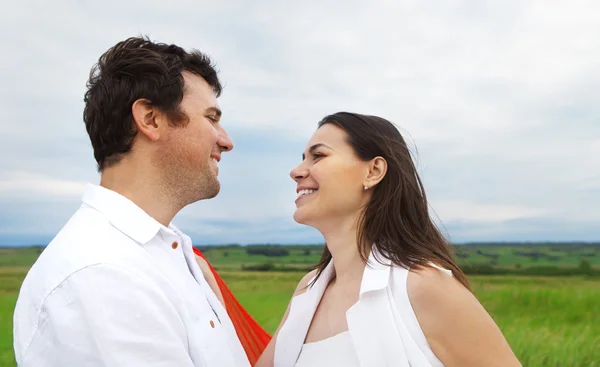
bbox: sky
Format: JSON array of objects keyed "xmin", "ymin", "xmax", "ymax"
[{"xmin": 1, "ymin": 0, "xmax": 599, "ymax": 246}]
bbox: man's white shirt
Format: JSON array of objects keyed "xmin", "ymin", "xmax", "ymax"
[{"xmin": 13, "ymin": 183, "xmax": 251, "ymax": 367}]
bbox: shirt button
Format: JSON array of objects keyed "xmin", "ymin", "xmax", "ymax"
[
  {"xmin": 171, "ymin": 241, "xmax": 178, "ymax": 249},
  {"xmin": 210, "ymin": 320, "xmax": 215, "ymax": 328}
]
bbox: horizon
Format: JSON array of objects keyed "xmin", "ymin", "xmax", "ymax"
[{"xmin": 4, "ymin": 240, "xmax": 600, "ymax": 249}]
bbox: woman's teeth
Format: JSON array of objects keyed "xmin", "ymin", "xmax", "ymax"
[{"xmin": 297, "ymin": 189, "xmax": 316, "ymax": 199}]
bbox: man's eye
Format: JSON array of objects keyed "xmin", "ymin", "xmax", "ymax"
[{"xmin": 207, "ymin": 116, "xmax": 218, "ymax": 123}]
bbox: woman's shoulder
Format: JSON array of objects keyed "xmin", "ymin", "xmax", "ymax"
[
  {"xmin": 388, "ymin": 260, "xmax": 453, "ymax": 286},
  {"xmin": 387, "ymin": 262, "xmax": 459, "ymax": 318},
  {"xmin": 387, "ymin": 262, "xmax": 462, "ymax": 328},
  {"xmin": 405, "ymin": 264, "xmax": 458, "ymax": 304},
  {"xmin": 386, "ymin": 261, "xmax": 458, "ymax": 311},
  {"xmin": 293, "ymin": 268, "xmax": 319, "ymax": 297}
]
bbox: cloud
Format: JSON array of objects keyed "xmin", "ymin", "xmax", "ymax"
[
  {"xmin": 1, "ymin": 0, "xmax": 599, "ymax": 245},
  {"xmin": 443, "ymin": 217, "xmax": 600, "ymax": 243},
  {"xmin": 0, "ymin": 172, "xmax": 88, "ymax": 198},
  {"xmin": 431, "ymin": 200, "xmax": 548, "ymax": 224}
]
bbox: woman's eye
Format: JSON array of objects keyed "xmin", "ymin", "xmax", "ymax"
[{"xmin": 313, "ymin": 153, "xmax": 325, "ymax": 159}]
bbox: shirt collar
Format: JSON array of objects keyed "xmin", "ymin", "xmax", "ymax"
[
  {"xmin": 81, "ymin": 183, "xmax": 176, "ymax": 245},
  {"xmin": 313, "ymin": 244, "xmax": 392, "ymax": 297},
  {"xmin": 359, "ymin": 244, "xmax": 393, "ymax": 296}
]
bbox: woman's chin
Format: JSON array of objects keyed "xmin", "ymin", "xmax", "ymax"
[
  {"xmin": 292, "ymin": 211, "xmax": 306, "ymax": 225},
  {"xmin": 293, "ymin": 208, "xmax": 313, "ymax": 226}
]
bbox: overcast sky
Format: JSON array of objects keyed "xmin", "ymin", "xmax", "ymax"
[{"xmin": 1, "ymin": 0, "xmax": 598, "ymax": 246}]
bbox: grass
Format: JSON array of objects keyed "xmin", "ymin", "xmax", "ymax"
[
  {"xmin": 468, "ymin": 276, "xmax": 599, "ymax": 366},
  {"xmin": 217, "ymin": 272, "xmax": 600, "ymax": 367},
  {"xmin": 1, "ymin": 246, "xmax": 599, "ymax": 366},
  {"xmin": 219, "ymin": 271, "xmax": 302, "ymax": 332},
  {"xmin": 2, "ymin": 270, "xmax": 598, "ymax": 366},
  {"xmin": 0, "ymin": 267, "xmax": 27, "ymax": 367},
  {"xmin": 0, "ymin": 296, "xmax": 17, "ymax": 367},
  {"xmin": 0, "ymin": 249, "xmax": 44, "ymax": 268}
]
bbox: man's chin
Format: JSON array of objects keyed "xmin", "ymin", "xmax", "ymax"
[
  {"xmin": 205, "ymin": 187, "xmax": 220, "ymax": 199},
  {"xmin": 187, "ymin": 178, "xmax": 220, "ymax": 202},
  {"xmin": 202, "ymin": 180, "xmax": 221, "ymax": 199}
]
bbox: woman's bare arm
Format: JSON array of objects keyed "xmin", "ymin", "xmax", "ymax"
[
  {"xmin": 407, "ymin": 267, "xmax": 522, "ymax": 367},
  {"xmin": 194, "ymin": 255, "xmax": 225, "ymax": 306}
]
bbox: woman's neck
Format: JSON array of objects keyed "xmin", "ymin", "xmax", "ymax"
[{"xmin": 322, "ymin": 222, "xmax": 366, "ymax": 289}]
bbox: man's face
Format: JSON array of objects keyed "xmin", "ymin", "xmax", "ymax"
[{"xmin": 158, "ymin": 71, "xmax": 233, "ymax": 204}]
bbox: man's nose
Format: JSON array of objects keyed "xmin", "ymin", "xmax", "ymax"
[{"xmin": 217, "ymin": 126, "xmax": 234, "ymax": 152}]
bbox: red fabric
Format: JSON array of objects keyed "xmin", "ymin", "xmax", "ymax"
[{"xmin": 193, "ymin": 248, "xmax": 272, "ymax": 366}]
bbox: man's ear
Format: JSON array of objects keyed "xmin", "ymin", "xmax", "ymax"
[
  {"xmin": 131, "ymin": 98, "xmax": 161, "ymax": 141},
  {"xmin": 364, "ymin": 156, "xmax": 387, "ymax": 189}
]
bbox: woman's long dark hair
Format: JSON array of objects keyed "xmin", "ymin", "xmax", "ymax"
[{"xmin": 311, "ymin": 112, "xmax": 471, "ymax": 290}]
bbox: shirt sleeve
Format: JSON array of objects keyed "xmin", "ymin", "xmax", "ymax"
[{"xmin": 19, "ymin": 263, "xmax": 196, "ymax": 367}]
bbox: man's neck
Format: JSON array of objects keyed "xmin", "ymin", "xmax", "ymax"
[{"xmin": 99, "ymin": 163, "xmax": 182, "ymax": 227}]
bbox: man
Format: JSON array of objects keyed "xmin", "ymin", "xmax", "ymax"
[{"xmin": 13, "ymin": 36, "xmax": 251, "ymax": 366}]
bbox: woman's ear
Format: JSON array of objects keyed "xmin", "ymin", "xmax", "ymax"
[{"xmin": 364, "ymin": 156, "xmax": 387, "ymax": 189}]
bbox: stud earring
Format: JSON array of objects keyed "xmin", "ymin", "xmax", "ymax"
[{"xmin": 364, "ymin": 186, "xmax": 368, "ymax": 191}]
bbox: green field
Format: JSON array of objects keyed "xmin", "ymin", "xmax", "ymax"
[
  {"xmin": 200, "ymin": 242, "xmax": 600, "ymax": 268},
  {"xmin": 1, "ymin": 245, "xmax": 599, "ymax": 366}
]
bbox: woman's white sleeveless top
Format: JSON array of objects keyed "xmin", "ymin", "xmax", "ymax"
[
  {"xmin": 295, "ymin": 331, "xmax": 360, "ymax": 367},
  {"xmin": 274, "ymin": 247, "xmax": 451, "ymax": 367}
]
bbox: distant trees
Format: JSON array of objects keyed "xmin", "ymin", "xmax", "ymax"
[
  {"xmin": 512, "ymin": 251, "xmax": 559, "ymax": 262},
  {"xmin": 579, "ymin": 259, "xmax": 592, "ymax": 274},
  {"xmin": 475, "ymin": 250, "xmax": 500, "ymax": 261},
  {"xmin": 187, "ymin": 243, "xmax": 600, "ymax": 276},
  {"xmin": 246, "ymin": 246, "xmax": 290, "ymax": 257}
]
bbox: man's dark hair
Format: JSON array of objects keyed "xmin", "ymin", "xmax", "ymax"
[{"xmin": 83, "ymin": 35, "xmax": 222, "ymax": 171}]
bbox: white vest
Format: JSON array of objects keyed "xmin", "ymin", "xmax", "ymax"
[{"xmin": 274, "ymin": 248, "xmax": 449, "ymax": 367}]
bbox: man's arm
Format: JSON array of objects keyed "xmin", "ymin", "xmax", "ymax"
[{"xmin": 20, "ymin": 264, "xmax": 195, "ymax": 367}]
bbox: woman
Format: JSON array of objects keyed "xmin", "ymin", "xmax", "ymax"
[{"xmin": 256, "ymin": 112, "xmax": 521, "ymax": 367}]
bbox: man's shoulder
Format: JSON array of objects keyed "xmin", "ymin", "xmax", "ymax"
[
  {"xmin": 13, "ymin": 259, "xmax": 184, "ymax": 365},
  {"xmin": 50, "ymin": 203, "xmax": 120, "ymax": 246},
  {"xmin": 37, "ymin": 206, "xmax": 134, "ymax": 260},
  {"xmin": 18, "ymin": 205, "xmax": 154, "ymax": 308}
]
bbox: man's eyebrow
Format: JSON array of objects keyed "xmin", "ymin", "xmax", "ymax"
[
  {"xmin": 205, "ymin": 106, "xmax": 222, "ymax": 117},
  {"xmin": 302, "ymin": 143, "xmax": 331, "ymax": 160}
]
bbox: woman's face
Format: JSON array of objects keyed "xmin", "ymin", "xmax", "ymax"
[{"xmin": 290, "ymin": 123, "xmax": 371, "ymax": 228}]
